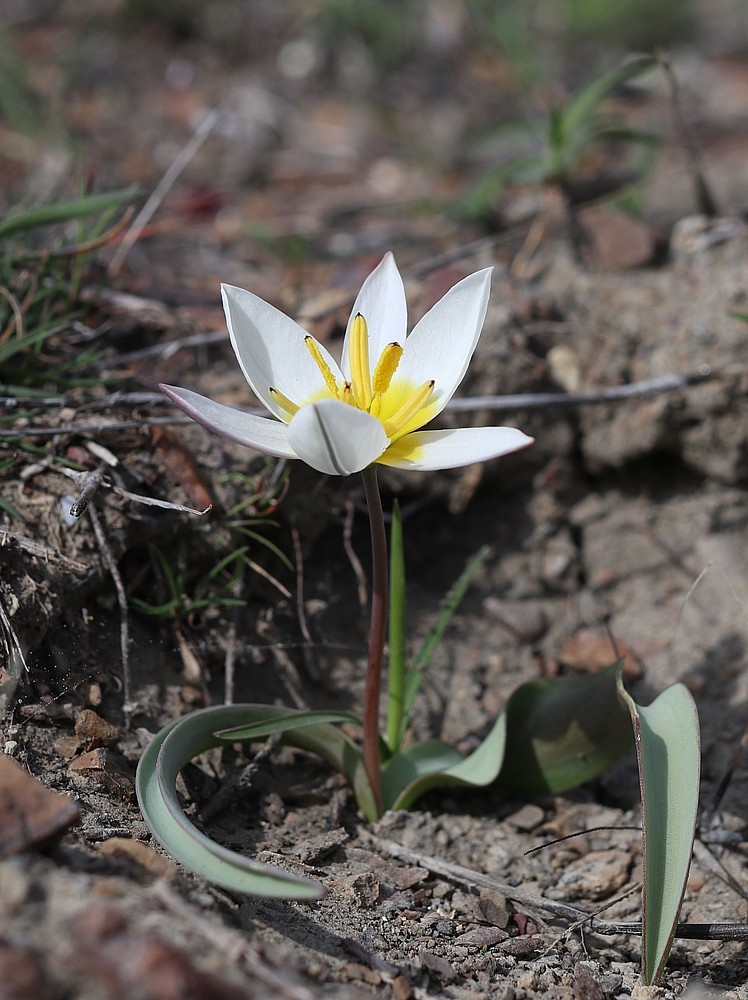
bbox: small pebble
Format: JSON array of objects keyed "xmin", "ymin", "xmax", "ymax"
[
  {"xmin": 420, "ymin": 951, "xmax": 458, "ymax": 983},
  {"xmin": 435, "ymin": 919, "xmax": 456, "ymax": 937},
  {"xmin": 555, "ymin": 849, "xmax": 631, "ymax": 901},
  {"xmin": 455, "ymin": 926, "xmax": 509, "ymax": 947},
  {"xmin": 334, "ymin": 872, "xmax": 380, "ymax": 908},
  {"xmin": 483, "ymin": 598, "xmax": 548, "ymax": 643},
  {"xmin": 505, "ymin": 803, "xmax": 545, "ymax": 832}
]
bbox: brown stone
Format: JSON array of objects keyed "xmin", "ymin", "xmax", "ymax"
[
  {"xmin": 577, "ymin": 206, "xmax": 656, "ymax": 270},
  {"xmin": 69, "ymin": 904, "xmax": 250, "ymax": 1000},
  {"xmin": 455, "ymin": 925, "xmax": 509, "ymax": 947},
  {"xmin": 556, "ymin": 849, "xmax": 632, "ymax": 901},
  {"xmin": 0, "ymin": 755, "xmax": 80, "ymax": 858},
  {"xmin": 74, "ymin": 709, "xmax": 119, "ymax": 749},
  {"xmin": 68, "ymin": 748, "xmax": 135, "ymax": 801},
  {"xmin": 98, "ymin": 837, "xmax": 177, "ymax": 878},
  {"xmin": 559, "ymin": 628, "xmax": 641, "ymax": 678},
  {"xmin": 419, "ymin": 951, "xmax": 458, "ymax": 983},
  {"xmin": 0, "ymin": 941, "xmax": 61, "ymax": 1000}
]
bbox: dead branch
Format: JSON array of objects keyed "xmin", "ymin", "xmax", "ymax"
[
  {"xmin": 367, "ymin": 835, "xmax": 748, "ymax": 942},
  {"xmin": 88, "ymin": 503, "xmax": 132, "ymax": 726},
  {"xmin": 0, "ymin": 366, "xmax": 724, "ymax": 441},
  {"xmin": 108, "ymin": 108, "xmax": 222, "ymax": 277}
]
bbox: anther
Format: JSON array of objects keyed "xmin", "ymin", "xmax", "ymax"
[
  {"xmin": 269, "ymin": 386, "xmax": 300, "ymax": 417},
  {"xmin": 304, "ymin": 336, "xmax": 340, "ymax": 398},
  {"xmin": 382, "ymin": 380, "xmax": 435, "ymax": 439},
  {"xmin": 372, "ymin": 342, "xmax": 403, "ymax": 395}
]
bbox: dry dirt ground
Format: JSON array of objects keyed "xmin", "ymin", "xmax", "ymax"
[{"xmin": 3, "ymin": 4, "xmax": 748, "ymax": 999}]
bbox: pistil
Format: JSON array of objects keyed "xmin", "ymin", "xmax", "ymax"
[
  {"xmin": 288, "ymin": 316, "xmax": 434, "ymax": 445},
  {"xmin": 349, "ymin": 313, "xmax": 373, "ymax": 410}
]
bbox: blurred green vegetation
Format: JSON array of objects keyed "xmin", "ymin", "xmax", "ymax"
[
  {"xmin": 455, "ymin": 55, "xmax": 661, "ymax": 221},
  {"xmin": 0, "ymin": 30, "xmax": 41, "ymax": 135},
  {"xmin": 112, "ymin": 0, "xmax": 697, "ymax": 78},
  {"xmin": 0, "ymin": 188, "xmax": 137, "ymax": 391},
  {"xmin": 475, "ymin": 0, "xmax": 694, "ymax": 85}
]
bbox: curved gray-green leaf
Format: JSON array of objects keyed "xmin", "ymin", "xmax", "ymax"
[
  {"xmin": 618, "ymin": 681, "xmax": 700, "ymax": 984},
  {"xmin": 214, "ymin": 709, "xmax": 361, "ymax": 742},
  {"xmin": 136, "ymin": 704, "xmax": 375, "ymax": 898},
  {"xmin": 497, "ymin": 662, "xmax": 633, "ymax": 794},
  {"xmin": 211, "ymin": 707, "xmax": 378, "ymax": 820},
  {"xmin": 382, "ymin": 711, "xmax": 507, "ymax": 811},
  {"xmin": 137, "ymin": 706, "xmax": 322, "ymax": 898}
]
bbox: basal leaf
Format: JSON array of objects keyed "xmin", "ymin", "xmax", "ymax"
[
  {"xmin": 136, "ymin": 704, "xmax": 379, "ymax": 899},
  {"xmin": 214, "ymin": 709, "xmax": 361, "ymax": 742},
  {"xmin": 497, "ymin": 663, "xmax": 633, "ymax": 794},
  {"xmin": 136, "ymin": 706, "xmax": 323, "ymax": 898},
  {"xmin": 382, "ymin": 712, "xmax": 507, "ymax": 811},
  {"xmin": 618, "ymin": 680, "xmax": 700, "ymax": 984}
]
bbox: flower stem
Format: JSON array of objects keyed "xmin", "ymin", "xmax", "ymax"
[{"xmin": 361, "ymin": 464, "xmax": 386, "ymax": 816}]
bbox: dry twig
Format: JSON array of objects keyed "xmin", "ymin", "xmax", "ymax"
[
  {"xmin": 108, "ymin": 109, "xmax": 222, "ymax": 277},
  {"xmin": 0, "ymin": 367, "xmax": 722, "ymax": 440},
  {"xmin": 366, "ymin": 835, "xmax": 748, "ymax": 941},
  {"xmin": 291, "ymin": 526, "xmax": 319, "ymax": 682},
  {"xmin": 88, "ymin": 504, "xmax": 132, "ymax": 725},
  {"xmin": 343, "ymin": 496, "xmax": 367, "ymax": 610}
]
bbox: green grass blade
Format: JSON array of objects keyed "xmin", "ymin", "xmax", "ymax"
[
  {"xmin": 232, "ymin": 525, "xmax": 294, "ymax": 572},
  {"xmin": 202, "ymin": 546, "xmax": 249, "ymax": 585},
  {"xmin": 562, "ymin": 56, "xmax": 657, "ymax": 144},
  {"xmin": 0, "ymin": 187, "xmax": 138, "ymax": 241},
  {"xmin": 0, "ymin": 496, "xmax": 22, "ymax": 520},
  {"xmin": 618, "ymin": 680, "xmax": 700, "ymax": 984},
  {"xmin": 128, "ymin": 597, "xmax": 182, "ymax": 618},
  {"xmin": 150, "ymin": 544, "xmax": 182, "ymax": 598},
  {"xmin": 386, "ymin": 500, "xmax": 407, "ymax": 753},
  {"xmin": 0, "ymin": 322, "xmax": 68, "ymax": 365}
]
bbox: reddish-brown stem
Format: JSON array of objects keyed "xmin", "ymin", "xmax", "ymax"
[{"xmin": 361, "ymin": 464, "xmax": 386, "ymax": 815}]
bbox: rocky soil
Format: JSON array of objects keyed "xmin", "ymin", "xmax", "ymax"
[{"xmin": 2, "ymin": 4, "xmax": 748, "ymax": 998}]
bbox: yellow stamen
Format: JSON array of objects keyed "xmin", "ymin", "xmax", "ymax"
[
  {"xmin": 269, "ymin": 386, "xmax": 300, "ymax": 417},
  {"xmin": 372, "ymin": 342, "xmax": 403, "ymax": 394},
  {"xmin": 341, "ymin": 382, "xmax": 353, "ymax": 405},
  {"xmin": 349, "ymin": 313, "xmax": 372, "ymax": 410},
  {"xmin": 382, "ymin": 380, "xmax": 435, "ymax": 439},
  {"xmin": 304, "ymin": 336, "xmax": 340, "ymax": 398}
]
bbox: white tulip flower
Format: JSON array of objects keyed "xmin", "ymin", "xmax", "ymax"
[{"xmin": 162, "ymin": 253, "xmax": 533, "ymax": 476}]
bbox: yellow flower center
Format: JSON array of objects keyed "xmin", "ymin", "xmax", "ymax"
[{"xmin": 269, "ymin": 313, "xmax": 438, "ymax": 442}]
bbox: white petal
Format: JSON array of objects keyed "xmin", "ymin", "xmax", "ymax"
[
  {"xmin": 287, "ymin": 399, "xmax": 388, "ymax": 476},
  {"xmin": 161, "ymin": 384, "xmax": 297, "ymax": 459},
  {"xmin": 379, "ymin": 426, "xmax": 533, "ymax": 471},
  {"xmin": 341, "ymin": 252, "xmax": 407, "ymax": 380},
  {"xmin": 222, "ymin": 284, "xmax": 343, "ymax": 421},
  {"xmin": 395, "ymin": 268, "xmax": 492, "ymax": 417}
]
